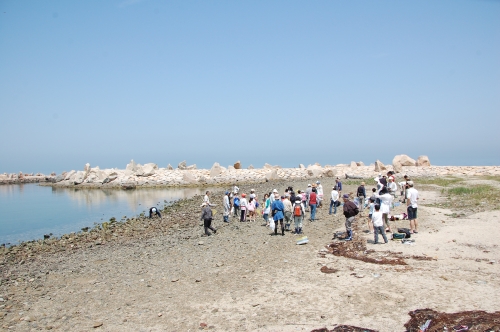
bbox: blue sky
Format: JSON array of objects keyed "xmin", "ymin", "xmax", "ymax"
[{"xmin": 1, "ymin": 0, "xmax": 499, "ymax": 174}]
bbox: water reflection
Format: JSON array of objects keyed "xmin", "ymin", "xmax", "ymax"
[{"xmin": 0, "ymin": 184, "xmax": 220, "ymax": 244}]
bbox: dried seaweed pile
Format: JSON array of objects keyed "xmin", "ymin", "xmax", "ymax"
[
  {"xmin": 404, "ymin": 309, "xmax": 500, "ymax": 332},
  {"xmin": 312, "ymin": 325, "xmax": 377, "ymax": 332}
]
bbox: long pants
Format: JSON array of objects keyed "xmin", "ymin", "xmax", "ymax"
[
  {"xmin": 294, "ymin": 216, "xmax": 303, "ymax": 229},
  {"xmin": 234, "ymin": 206, "xmax": 240, "ymax": 217},
  {"xmin": 329, "ymin": 200, "xmax": 337, "ymax": 214},
  {"xmin": 310, "ymin": 204, "xmax": 317, "ymax": 220},
  {"xmin": 203, "ymin": 219, "xmax": 216, "ymax": 235},
  {"xmin": 284, "ymin": 211, "xmax": 292, "ymax": 224},
  {"xmin": 373, "ymin": 226, "xmax": 388, "ymax": 243},
  {"xmin": 345, "ymin": 216, "xmax": 355, "ymax": 232},
  {"xmin": 358, "ymin": 197, "xmax": 365, "ymax": 214},
  {"xmin": 263, "ymin": 213, "xmax": 269, "ymax": 222},
  {"xmin": 240, "ymin": 209, "xmax": 247, "ymax": 222}
]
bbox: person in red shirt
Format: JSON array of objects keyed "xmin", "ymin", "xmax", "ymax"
[{"xmin": 309, "ymin": 188, "xmax": 318, "ymax": 221}]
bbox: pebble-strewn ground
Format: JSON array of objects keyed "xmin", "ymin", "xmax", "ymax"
[{"xmin": 1, "ymin": 177, "xmax": 499, "ymax": 331}]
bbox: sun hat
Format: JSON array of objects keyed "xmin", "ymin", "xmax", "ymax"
[
  {"xmin": 361, "ymin": 182, "xmax": 365, "ymax": 185},
  {"xmin": 316, "ymin": 181, "xmax": 320, "ymax": 184},
  {"xmin": 225, "ymin": 191, "xmax": 229, "ymax": 195},
  {"xmin": 272, "ymin": 189, "xmax": 278, "ymax": 193},
  {"xmin": 251, "ymin": 189, "xmax": 255, "ymax": 192},
  {"xmin": 241, "ymin": 193, "xmax": 246, "ymax": 197},
  {"xmin": 307, "ymin": 184, "xmax": 311, "ymax": 187},
  {"xmin": 342, "ymin": 194, "xmax": 349, "ymax": 199},
  {"xmin": 407, "ymin": 181, "xmax": 414, "ymax": 186}
]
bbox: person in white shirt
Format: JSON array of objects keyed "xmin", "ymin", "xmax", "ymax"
[
  {"xmin": 329, "ymin": 186, "xmax": 339, "ymax": 215},
  {"xmin": 223, "ymin": 191, "xmax": 230, "ymax": 223},
  {"xmin": 371, "ymin": 204, "xmax": 388, "ymax": 244},
  {"xmin": 374, "ymin": 187, "xmax": 394, "ymax": 233},
  {"xmin": 406, "ymin": 181, "xmax": 419, "ymax": 233},
  {"xmin": 316, "ymin": 181, "xmax": 324, "ymax": 208},
  {"xmin": 387, "ymin": 177, "xmax": 398, "ymax": 203},
  {"xmin": 239, "ymin": 193, "xmax": 248, "ymax": 222},
  {"xmin": 233, "ymin": 185, "xmax": 239, "ymax": 194}
]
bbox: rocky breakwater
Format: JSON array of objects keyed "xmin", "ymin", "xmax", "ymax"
[
  {"xmin": 46, "ymin": 156, "xmax": 500, "ymax": 189},
  {"xmin": 0, "ymin": 172, "xmax": 55, "ymax": 185}
]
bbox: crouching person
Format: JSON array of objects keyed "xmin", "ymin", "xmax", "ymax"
[
  {"xmin": 342, "ymin": 194, "xmax": 359, "ymax": 241},
  {"xmin": 200, "ymin": 202, "xmax": 217, "ymax": 236},
  {"xmin": 149, "ymin": 207, "xmax": 162, "ymax": 219}
]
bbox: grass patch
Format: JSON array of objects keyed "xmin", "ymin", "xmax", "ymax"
[
  {"xmin": 342, "ymin": 178, "xmax": 373, "ymax": 186},
  {"xmin": 483, "ymin": 175, "xmax": 500, "ymax": 182},
  {"xmin": 417, "ymin": 177, "xmax": 463, "ymax": 187},
  {"xmin": 439, "ymin": 184, "xmax": 500, "ymax": 214}
]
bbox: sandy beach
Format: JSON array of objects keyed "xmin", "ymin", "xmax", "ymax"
[{"xmin": 1, "ymin": 176, "xmax": 499, "ymax": 331}]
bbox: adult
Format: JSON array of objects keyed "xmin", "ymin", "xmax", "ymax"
[
  {"xmin": 149, "ymin": 207, "xmax": 162, "ymax": 219},
  {"xmin": 204, "ymin": 191, "xmax": 216, "ymax": 207},
  {"xmin": 271, "ymin": 193, "xmax": 285, "ymax": 236},
  {"xmin": 316, "ymin": 181, "xmax": 324, "ymax": 208},
  {"xmin": 329, "ymin": 186, "xmax": 339, "ymax": 215},
  {"xmin": 293, "ymin": 197, "xmax": 305, "ymax": 234},
  {"xmin": 262, "ymin": 193, "xmax": 271, "ymax": 226},
  {"xmin": 374, "ymin": 187, "xmax": 394, "ymax": 233},
  {"xmin": 309, "ymin": 188, "xmax": 318, "ymax": 221},
  {"xmin": 387, "ymin": 177, "xmax": 398, "ymax": 202},
  {"xmin": 233, "ymin": 184, "xmax": 239, "ymax": 194},
  {"xmin": 342, "ymin": 194, "xmax": 359, "ymax": 241},
  {"xmin": 406, "ymin": 181, "xmax": 419, "ymax": 234},
  {"xmin": 305, "ymin": 184, "xmax": 312, "ymax": 211},
  {"xmin": 249, "ymin": 189, "xmax": 256, "ymax": 199},
  {"xmin": 335, "ymin": 178, "xmax": 343, "ymax": 196},
  {"xmin": 239, "ymin": 193, "xmax": 248, "ymax": 222},
  {"xmin": 283, "ymin": 194, "xmax": 293, "ymax": 231},
  {"xmin": 401, "ymin": 175, "xmax": 410, "ymax": 203},
  {"xmin": 356, "ymin": 182, "xmax": 366, "ymax": 216},
  {"xmin": 233, "ymin": 193, "xmax": 241, "ymax": 217},
  {"xmin": 200, "ymin": 203, "xmax": 216, "ymax": 236},
  {"xmin": 223, "ymin": 191, "xmax": 230, "ymax": 223}
]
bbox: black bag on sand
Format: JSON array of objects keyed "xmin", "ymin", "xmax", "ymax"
[
  {"xmin": 392, "ymin": 233, "xmax": 406, "ymax": 240},
  {"xmin": 397, "ymin": 228, "xmax": 411, "ymax": 238}
]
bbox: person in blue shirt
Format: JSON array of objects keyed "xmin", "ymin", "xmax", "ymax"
[
  {"xmin": 335, "ymin": 178, "xmax": 343, "ymax": 196},
  {"xmin": 271, "ymin": 193, "xmax": 285, "ymax": 236}
]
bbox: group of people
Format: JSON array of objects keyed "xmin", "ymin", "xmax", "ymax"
[{"xmin": 340, "ymin": 172, "xmax": 419, "ymax": 243}]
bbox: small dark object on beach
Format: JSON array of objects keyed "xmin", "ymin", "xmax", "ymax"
[
  {"xmin": 44, "ymin": 234, "xmax": 50, "ymax": 239},
  {"xmin": 320, "ymin": 266, "xmax": 339, "ymax": 274},
  {"xmin": 311, "ymin": 325, "xmax": 377, "ymax": 332}
]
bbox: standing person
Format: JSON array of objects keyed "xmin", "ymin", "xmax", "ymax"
[
  {"xmin": 149, "ymin": 207, "xmax": 162, "ymax": 219},
  {"xmin": 401, "ymin": 175, "xmax": 410, "ymax": 203},
  {"xmin": 293, "ymin": 197, "xmax": 305, "ymax": 234},
  {"xmin": 316, "ymin": 181, "xmax": 324, "ymax": 208},
  {"xmin": 335, "ymin": 178, "xmax": 343, "ymax": 196},
  {"xmin": 223, "ymin": 191, "xmax": 230, "ymax": 223},
  {"xmin": 233, "ymin": 184, "xmax": 239, "ymax": 194},
  {"xmin": 262, "ymin": 193, "xmax": 271, "ymax": 226},
  {"xmin": 387, "ymin": 177, "xmax": 398, "ymax": 203},
  {"xmin": 270, "ymin": 189, "xmax": 278, "ymax": 205},
  {"xmin": 305, "ymin": 184, "xmax": 312, "ymax": 211},
  {"xmin": 309, "ymin": 188, "xmax": 318, "ymax": 221},
  {"xmin": 342, "ymin": 194, "xmax": 359, "ymax": 241},
  {"xmin": 239, "ymin": 193, "xmax": 248, "ymax": 222},
  {"xmin": 271, "ymin": 193, "xmax": 285, "ymax": 236},
  {"xmin": 367, "ymin": 198, "xmax": 375, "ymax": 233},
  {"xmin": 283, "ymin": 194, "xmax": 293, "ymax": 231},
  {"xmin": 247, "ymin": 197, "xmax": 256, "ymax": 222},
  {"xmin": 371, "ymin": 204, "xmax": 388, "ymax": 244},
  {"xmin": 204, "ymin": 191, "xmax": 216, "ymax": 207},
  {"xmin": 200, "ymin": 203, "xmax": 217, "ymax": 236},
  {"xmin": 329, "ymin": 186, "xmax": 339, "ymax": 215},
  {"xmin": 300, "ymin": 190, "xmax": 307, "ymax": 210},
  {"xmin": 233, "ymin": 193, "xmax": 241, "ymax": 217},
  {"xmin": 406, "ymin": 181, "xmax": 419, "ymax": 234},
  {"xmin": 375, "ymin": 187, "xmax": 394, "ymax": 233},
  {"xmin": 356, "ymin": 182, "xmax": 366, "ymax": 216}
]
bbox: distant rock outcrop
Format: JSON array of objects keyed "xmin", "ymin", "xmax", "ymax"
[
  {"xmin": 393, "ymin": 155, "xmax": 416, "ymax": 173},
  {"xmin": 416, "ymin": 155, "xmax": 431, "ymax": 167}
]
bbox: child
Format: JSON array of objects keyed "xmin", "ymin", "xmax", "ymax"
[
  {"xmin": 367, "ymin": 198, "xmax": 375, "ymax": 234},
  {"xmin": 200, "ymin": 202, "xmax": 217, "ymax": 236},
  {"xmin": 371, "ymin": 204, "xmax": 388, "ymax": 244},
  {"xmin": 247, "ymin": 197, "xmax": 256, "ymax": 222},
  {"xmin": 239, "ymin": 193, "xmax": 248, "ymax": 222},
  {"xmin": 233, "ymin": 193, "xmax": 240, "ymax": 218},
  {"xmin": 293, "ymin": 197, "xmax": 305, "ymax": 234}
]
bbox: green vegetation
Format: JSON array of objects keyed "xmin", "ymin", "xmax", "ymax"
[
  {"xmin": 417, "ymin": 177, "xmax": 463, "ymax": 187},
  {"xmin": 440, "ymin": 184, "xmax": 500, "ymax": 213},
  {"xmin": 483, "ymin": 175, "xmax": 500, "ymax": 182}
]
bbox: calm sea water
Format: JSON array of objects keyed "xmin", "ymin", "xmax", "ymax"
[{"xmin": 0, "ymin": 184, "xmax": 217, "ymax": 245}]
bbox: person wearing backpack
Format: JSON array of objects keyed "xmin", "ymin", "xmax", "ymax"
[
  {"xmin": 271, "ymin": 193, "xmax": 285, "ymax": 236},
  {"xmin": 233, "ymin": 193, "xmax": 241, "ymax": 218},
  {"xmin": 293, "ymin": 197, "xmax": 305, "ymax": 234},
  {"xmin": 342, "ymin": 194, "xmax": 359, "ymax": 241}
]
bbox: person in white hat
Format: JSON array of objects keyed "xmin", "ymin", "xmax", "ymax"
[
  {"xmin": 316, "ymin": 181, "xmax": 324, "ymax": 208},
  {"xmin": 200, "ymin": 202, "xmax": 217, "ymax": 236}
]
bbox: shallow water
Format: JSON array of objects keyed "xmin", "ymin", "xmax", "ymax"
[{"xmin": 0, "ymin": 184, "xmax": 218, "ymax": 244}]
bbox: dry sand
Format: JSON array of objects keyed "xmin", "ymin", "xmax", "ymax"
[{"xmin": 1, "ymin": 178, "xmax": 499, "ymax": 331}]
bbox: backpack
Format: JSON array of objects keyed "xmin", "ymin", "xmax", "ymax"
[
  {"xmin": 234, "ymin": 197, "xmax": 240, "ymax": 207},
  {"xmin": 294, "ymin": 204, "xmax": 302, "ymax": 217}
]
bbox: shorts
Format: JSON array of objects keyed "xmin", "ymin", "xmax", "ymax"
[{"xmin": 407, "ymin": 206, "xmax": 417, "ymax": 220}]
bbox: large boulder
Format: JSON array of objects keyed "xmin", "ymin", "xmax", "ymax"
[
  {"xmin": 299, "ymin": 164, "xmax": 305, "ymax": 169},
  {"xmin": 141, "ymin": 163, "xmax": 157, "ymax": 176},
  {"xmin": 73, "ymin": 171, "xmax": 86, "ymax": 185},
  {"xmin": 64, "ymin": 170, "xmax": 76, "ymax": 181},
  {"xmin": 356, "ymin": 161, "xmax": 365, "ymax": 167},
  {"xmin": 126, "ymin": 160, "xmax": 138, "ymax": 172},
  {"xmin": 233, "ymin": 161, "xmax": 241, "ymax": 169},
  {"xmin": 210, "ymin": 162, "xmax": 223, "ymax": 177},
  {"xmin": 102, "ymin": 172, "xmax": 118, "ymax": 184},
  {"xmin": 178, "ymin": 161, "xmax": 187, "ymax": 170},
  {"xmin": 323, "ymin": 168, "xmax": 336, "ymax": 177},
  {"xmin": 392, "ymin": 155, "xmax": 416, "ymax": 173},
  {"xmin": 182, "ymin": 172, "xmax": 197, "ymax": 184},
  {"xmin": 134, "ymin": 165, "xmax": 145, "ymax": 176},
  {"xmin": 227, "ymin": 165, "xmax": 235, "ymax": 171},
  {"xmin": 307, "ymin": 165, "xmax": 323, "ymax": 177},
  {"xmin": 416, "ymin": 155, "xmax": 431, "ymax": 167},
  {"xmin": 350, "ymin": 161, "xmax": 358, "ymax": 168},
  {"xmin": 263, "ymin": 163, "xmax": 273, "ymax": 169},
  {"xmin": 55, "ymin": 174, "xmax": 65, "ymax": 182},
  {"xmin": 186, "ymin": 164, "xmax": 197, "ymax": 170},
  {"xmin": 265, "ymin": 169, "xmax": 279, "ymax": 181},
  {"xmin": 374, "ymin": 160, "xmax": 387, "ymax": 172},
  {"xmin": 248, "ymin": 164, "xmax": 254, "ymax": 169},
  {"xmin": 167, "ymin": 164, "xmax": 174, "ymax": 170}
]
